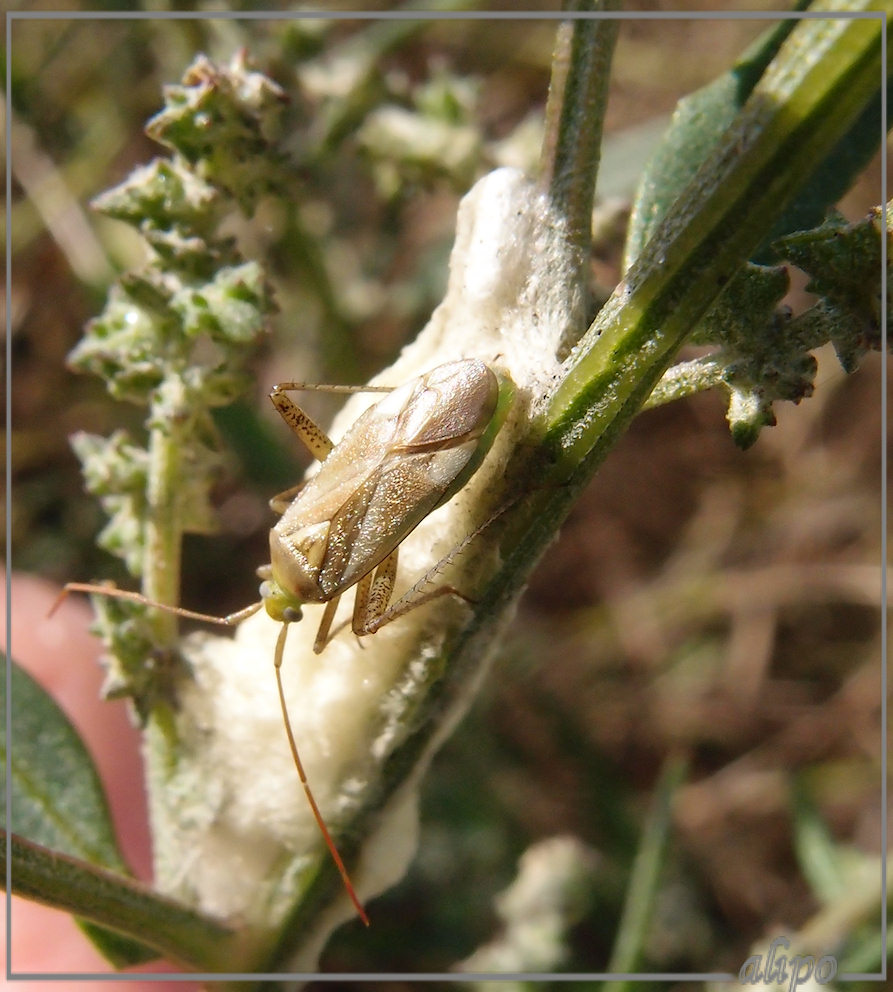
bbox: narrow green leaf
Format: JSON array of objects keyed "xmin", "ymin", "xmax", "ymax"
[
  {"xmin": 1, "ymin": 655, "xmax": 126, "ymax": 870},
  {"xmin": 1, "ymin": 654, "xmax": 160, "ymax": 966},
  {"xmin": 624, "ymin": 13, "xmax": 800, "ymax": 269},
  {"xmin": 76, "ymin": 920, "xmax": 160, "ymax": 970},
  {"xmin": 541, "ymin": 1, "xmax": 621, "ymax": 275},
  {"xmin": 602, "ymin": 757, "xmax": 688, "ymax": 990},
  {"xmin": 4, "ymin": 833, "xmax": 242, "ymax": 973},
  {"xmin": 791, "ymin": 780, "xmax": 848, "ymax": 903},
  {"xmin": 758, "ymin": 80, "xmax": 891, "ymax": 262},
  {"xmin": 625, "ymin": 3, "xmax": 888, "ymax": 270}
]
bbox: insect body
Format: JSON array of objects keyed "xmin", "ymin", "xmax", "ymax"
[
  {"xmin": 263, "ymin": 358, "xmax": 514, "ymax": 652},
  {"xmin": 57, "ymin": 357, "xmax": 515, "ymax": 926}
]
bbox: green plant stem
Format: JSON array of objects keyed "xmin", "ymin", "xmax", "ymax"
[
  {"xmin": 452, "ymin": 9, "xmax": 888, "ymax": 765},
  {"xmin": 602, "ymin": 757, "xmax": 688, "ymax": 991},
  {"xmin": 143, "ymin": 418, "xmax": 182, "ymax": 647},
  {"xmin": 541, "ymin": 0, "xmax": 621, "ymax": 274},
  {"xmin": 5, "ymin": 833, "xmax": 246, "ymax": 973},
  {"xmin": 141, "ymin": 395, "xmax": 187, "ymax": 772},
  {"xmin": 543, "ymin": 3, "xmax": 886, "ymax": 479}
]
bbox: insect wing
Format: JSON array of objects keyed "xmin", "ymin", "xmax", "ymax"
[
  {"xmin": 274, "ymin": 377, "xmax": 416, "ymax": 537},
  {"xmin": 274, "ymin": 360, "xmax": 499, "ymax": 600},
  {"xmin": 320, "ymin": 361, "xmax": 498, "ymax": 594},
  {"xmin": 392, "ymin": 359, "xmax": 499, "ymax": 453},
  {"xmin": 331, "ymin": 439, "xmax": 478, "ymax": 594}
]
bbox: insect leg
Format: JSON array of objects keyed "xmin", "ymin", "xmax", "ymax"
[
  {"xmin": 273, "ymin": 621, "xmax": 370, "ymax": 926},
  {"xmin": 349, "ymin": 549, "xmax": 400, "ymax": 641},
  {"xmin": 272, "ymin": 381, "xmax": 393, "ymax": 395},
  {"xmin": 305, "ymin": 544, "xmax": 404, "ymax": 656},
  {"xmin": 269, "ymin": 380, "xmax": 395, "ymax": 464},
  {"xmin": 269, "ymin": 481, "xmax": 306, "ymax": 515},
  {"xmin": 367, "ymin": 551, "xmax": 399, "ymax": 624},
  {"xmin": 312, "ymin": 594, "xmax": 342, "ymax": 654},
  {"xmin": 308, "ymin": 569, "xmax": 378, "ymax": 654},
  {"xmin": 363, "ymin": 499, "xmax": 520, "ymax": 635},
  {"xmin": 365, "ymin": 582, "xmax": 471, "ymax": 634},
  {"xmin": 269, "ymin": 387, "xmax": 336, "ymax": 462}
]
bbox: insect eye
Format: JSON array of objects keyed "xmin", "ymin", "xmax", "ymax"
[{"xmin": 259, "ymin": 580, "xmax": 303, "ymax": 623}]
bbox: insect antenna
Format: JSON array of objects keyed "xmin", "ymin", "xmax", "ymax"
[
  {"xmin": 273, "ymin": 621, "xmax": 371, "ymax": 927},
  {"xmin": 48, "ymin": 583, "xmax": 263, "ymax": 626}
]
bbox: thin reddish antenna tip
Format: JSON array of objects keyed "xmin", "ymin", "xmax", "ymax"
[
  {"xmin": 46, "ymin": 586, "xmax": 72, "ymax": 619},
  {"xmin": 46, "ymin": 581, "xmax": 107, "ymax": 619},
  {"xmin": 274, "ymin": 624, "xmax": 370, "ymax": 927}
]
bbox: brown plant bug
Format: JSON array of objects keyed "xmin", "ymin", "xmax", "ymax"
[{"xmin": 56, "ymin": 357, "xmax": 516, "ymax": 927}]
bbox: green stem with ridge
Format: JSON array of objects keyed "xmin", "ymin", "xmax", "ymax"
[{"xmin": 543, "ymin": 5, "xmax": 886, "ymax": 481}]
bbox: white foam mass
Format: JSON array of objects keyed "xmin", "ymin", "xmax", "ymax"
[{"xmin": 149, "ymin": 168, "xmax": 580, "ymax": 958}]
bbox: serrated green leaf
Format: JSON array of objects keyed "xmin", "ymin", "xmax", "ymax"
[
  {"xmin": 69, "ymin": 287, "xmax": 170, "ymax": 405},
  {"xmin": 682, "ymin": 263, "xmax": 816, "ymax": 450},
  {"xmin": 145, "ymin": 54, "xmax": 288, "ymax": 212},
  {"xmin": 70, "ymin": 431, "xmax": 149, "ymax": 575},
  {"xmin": 86, "ymin": 595, "xmax": 160, "ymax": 713},
  {"xmin": 775, "ymin": 205, "xmax": 890, "ymax": 369},
  {"xmin": 692, "ymin": 262, "xmax": 790, "ymax": 348},
  {"xmin": 169, "ymin": 261, "xmax": 273, "ymax": 347},
  {"xmin": 92, "ymin": 159, "xmax": 222, "ymax": 237}
]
